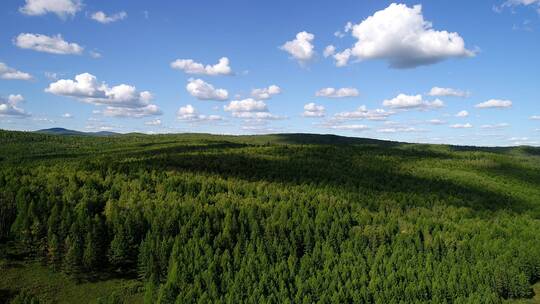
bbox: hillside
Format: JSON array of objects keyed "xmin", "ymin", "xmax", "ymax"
[
  {"xmin": 1, "ymin": 130, "xmax": 539, "ymax": 303},
  {"xmin": 35, "ymin": 128, "xmax": 119, "ymax": 137}
]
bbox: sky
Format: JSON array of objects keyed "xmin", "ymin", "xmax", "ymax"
[{"xmin": 0, "ymin": 0, "xmax": 539, "ymax": 146}]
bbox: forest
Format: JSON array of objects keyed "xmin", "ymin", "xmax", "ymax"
[{"xmin": 0, "ymin": 129, "xmax": 539, "ymax": 303}]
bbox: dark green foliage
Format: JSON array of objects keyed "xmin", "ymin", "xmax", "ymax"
[
  {"xmin": 1, "ymin": 130, "xmax": 540, "ymax": 303},
  {"xmin": 9, "ymin": 290, "xmax": 41, "ymax": 304}
]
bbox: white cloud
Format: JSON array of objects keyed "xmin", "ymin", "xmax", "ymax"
[
  {"xmin": 14, "ymin": 33, "xmax": 83, "ymax": 55},
  {"xmin": 497, "ymin": 0, "xmax": 540, "ymax": 12},
  {"xmin": 44, "ymin": 72, "xmax": 58, "ymax": 80},
  {"xmin": 280, "ymin": 31, "xmax": 315, "ymax": 63},
  {"xmin": 223, "ymin": 98, "xmax": 284, "ymax": 121},
  {"xmin": 33, "ymin": 117, "xmax": 56, "ymax": 123},
  {"xmin": 45, "ymin": 73, "xmax": 161, "ymax": 118},
  {"xmin": 327, "ymin": 124, "xmax": 370, "ymax": 132},
  {"xmin": 506, "ymin": 136, "xmax": 538, "ymax": 146},
  {"xmin": 145, "ymin": 119, "xmax": 161, "ymax": 126},
  {"xmin": 344, "ymin": 22, "xmax": 353, "ymax": 32},
  {"xmin": 428, "ymin": 87, "xmax": 469, "ymax": 97},
  {"xmin": 334, "ymin": 3, "xmax": 474, "ymax": 68},
  {"xmin": 224, "ymin": 98, "xmax": 267, "ymax": 113},
  {"xmin": 177, "ymin": 104, "xmax": 222, "ymax": 122},
  {"xmin": 480, "ymin": 123, "xmax": 510, "ymax": 129},
  {"xmin": 85, "ymin": 121, "xmax": 118, "ymax": 132},
  {"xmin": 241, "ymin": 125, "xmax": 282, "ymax": 133},
  {"xmin": 456, "ymin": 110, "xmax": 469, "ymax": 117},
  {"xmin": 89, "ymin": 50, "xmax": 102, "ymax": 58},
  {"xmin": 251, "ymin": 85, "xmax": 281, "ymax": 100},
  {"xmin": 508, "ymin": 136, "xmax": 529, "ymax": 141},
  {"xmin": 232, "ymin": 112, "xmax": 284, "ymax": 120},
  {"xmin": 0, "ymin": 94, "xmax": 30, "ymax": 117},
  {"xmin": 334, "ymin": 31, "xmax": 345, "ymax": 38},
  {"xmin": 323, "ymin": 45, "xmax": 336, "ymax": 57},
  {"xmin": 186, "ymin": 78, "xmax": 228, "ymax": 101},
  {"xmin": 171, "ymin": 57, "xmax": 232, "ymax": 76},
  {"xmin": 475, "ymin": 99, "xmax": 512, "ymax": 109},
  {"xmin": 377, "ymin": 127, "xmax": 424, "ymax": 133},
  {"xmin": 382, "ymin": 94, "xmax": 444, "ymax": 110},
  {"xmin": 91, "ymin": 11, "xmax": 127, "ymax": 24},
  {"xmin": 0, "ymin": 62, "xmax": 32, "ymax": 80},
  {"xmin": 450, "ymin": 123, "xmax": 473, "ymax": 129},
  {"xmin": 20, "ymin": 0, "xmax": 81, "ymax": 18},
  {"xmin": 62, "ymin": 113, "xmax": 73, "ymax": 118},
  {"xmin": 530, "ymin": 115, "xmax": 540, "ymax": 120},
  {"xmin": 303, "ymin": 103, "xmax": 325, "ymax": 117},
  {"xmin": 334, "ymin": 105, "xmax": 392, "ymax": 121},
  {"xmin": 334, "ymin": 22, "xmax": 353, "ymax": 38},
  {"xmin": 101, "ymin": 105, "xmax": 160, "ymax": 118},
  {"xmin": 427, "ymin": 119, "xmax": 446, "ymax": 125},
  {"xmin": 315, "ymin": 87, "xmax": 359, "ymax": 98},
  {"xmin": 333, "ymin": 49, "xmax": 352, "ymax": 67}
]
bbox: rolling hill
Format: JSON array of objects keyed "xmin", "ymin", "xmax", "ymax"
[{"xmin": 0, "ymin": 129, "xmax": 539, "ymax": 303}]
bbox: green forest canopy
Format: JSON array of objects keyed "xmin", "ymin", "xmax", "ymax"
[{"xmin": 1, "ymin": 129, "xmax": 539, "ymax": 303}]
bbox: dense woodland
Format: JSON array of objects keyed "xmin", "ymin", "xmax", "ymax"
[{"xmin": 1, "ymin": 130, "xmax": 539, "ymax": 303}]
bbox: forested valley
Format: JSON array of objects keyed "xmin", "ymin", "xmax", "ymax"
[{"xmin": 1, "ymin": 130, "xmax": 539, "ymax": 303}]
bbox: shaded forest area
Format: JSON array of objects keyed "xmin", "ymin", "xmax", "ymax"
[{"xmin": 1, "ymin": 130, "xmax": 540, "ymax": 303}]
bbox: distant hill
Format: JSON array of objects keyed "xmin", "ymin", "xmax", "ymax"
[{"xmin": 35, "ymin": 127, "xmax": 118, "ymax": 136}]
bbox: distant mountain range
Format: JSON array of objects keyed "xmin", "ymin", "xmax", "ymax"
[{"xmin": 35, "ymin": 128, "xmax": 118, "ymax": 137}]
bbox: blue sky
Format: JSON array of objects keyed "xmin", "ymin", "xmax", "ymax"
[{"xmin": 0, "ymin": 0, "xmax": 539, "ymax": 146}]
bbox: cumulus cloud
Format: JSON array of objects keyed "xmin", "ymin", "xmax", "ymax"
[
  {"xmin": 224, "ymin": 98, "xmax": 267, "ymax": 113},
  {"xmin": 530, "ymin": 115, "xmax": 540, "ymax": 120},
  {"xmin": 0, "ymin": 94, "xmax": 30, "ymax": 117},
  {"xmin": 332, "ymin": 49, "xmax": 352, "ymax": 67},
  {"xmin": 224, "ymin": 98, "xmax": 283, "ymax": 121},
  {"xmin": 382, "ymin": 94, "xmax": 444, "ymax": 110},
  {"xmin": 475, "ymin": 99, "xmax": 512, "ymax": 109},
  {"xmin": 251, "ymin": 85, "xmax": 281, "ymax": 100},
  {"xmin": 323, "ymin": 45, "xmax": 336, "ymax": 58},
  {"xmin": 177, "ymin": 104, "xmax": 222, "ymax": 122},
  {"xmin": 20, "ymin": 0, "xmax": 81, "ymax": 18},
  {"xmin": 91, "ymin": 11, "xmax": 127, "ymax": 24},
  {"xmin": 334, "ymin": 105, "xmax": 392, "ymax": 121},
  {"xmin": 303, "ymin": 103, "xmax": 325, "ymax": 117},
  {"xmin": 280, "ymin": 31, "xmax": 315, "ymax": 63},
  {"xmin": 428, "ymin": 87, "xmax": 469, "ymax": 97},
  {"xmin": 334, "ymin": 22, "xmax": 353, "ymax": 38},
  {"xmin": 315, "ymin": 87, "xmax": 359, "ymax": 98},
  {"xmin": 456, "ymin": 110, "xmax": 469, "ymax": 117},
  {"xmin": 427, "ymin": 119, "xmax": 446, "ymax": 125},
  {"xmin": 0, "ymin": 62, "xmax": 32, "ymax": 80},
  {"xmin": 45, "ymin": 73, "xmax": 161, "ymax": 118},
  {"xmin": 334, "ymin": 3, "xmax": 474, "ymax": 68},
  {"xmin": 450, "ymin": 123, "xmax": 473, "ymax": 129},
  {"xmin": 186, "ymin": 78, "xmax": 228, "ymax": 101},
  {"xmin": 14, "ymin": 33, "xmax": 83, "ymax": 55},
  {"xmin": 171, "ymin": 57, "xmax": 232, "ymax": 76},
  {"xmin": 62, "ymin": 113, "xmax": 73, "ymax": 118},
  {"xmin": 145, "ymin": 119, "xmax": 161, "ymax": 126}
]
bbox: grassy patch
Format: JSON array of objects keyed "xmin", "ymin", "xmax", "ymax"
[{"xmin": 0, "ymin": 256, "xmax": 142, "ymax": 304}]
